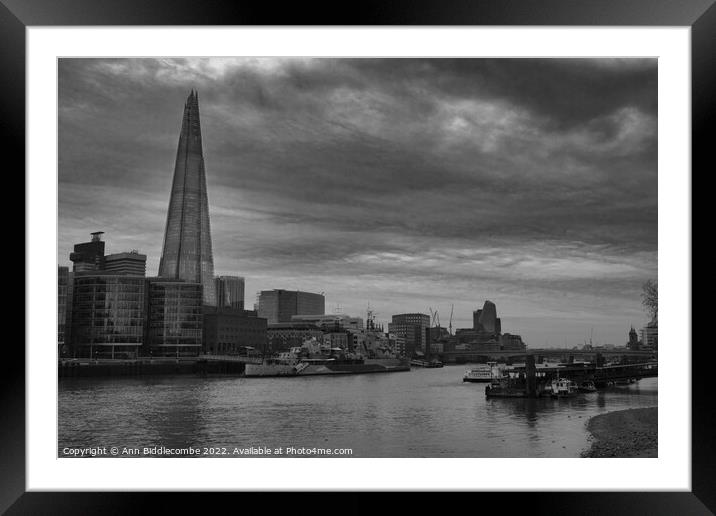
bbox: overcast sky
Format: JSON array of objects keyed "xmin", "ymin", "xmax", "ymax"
[{"xmin": 58, "ymin": 58, "xmax": 657, "ymax": 347}]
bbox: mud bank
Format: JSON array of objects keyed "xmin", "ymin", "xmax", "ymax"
[{"xmin": 582, "ymin": 407, "xmax": 657, "ymax": 458}]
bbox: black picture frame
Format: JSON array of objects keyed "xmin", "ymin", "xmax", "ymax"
[{"xmin": 5, "ymin": 0, "xmax": 711, "ymax": 513}]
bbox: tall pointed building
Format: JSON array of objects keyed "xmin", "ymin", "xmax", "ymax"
[{"xmin": 158, "ymin": 90, "xmax": 216, "ymax": 306}]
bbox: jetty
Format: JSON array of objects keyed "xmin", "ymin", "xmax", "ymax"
[{"xmin": 485, "ymin": 355, "xmax": 657, "ymax": 398}]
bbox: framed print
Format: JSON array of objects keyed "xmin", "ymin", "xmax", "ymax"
[{"xmin": 6, "ymin": 0, "xmax": 713, "ymax": 513}]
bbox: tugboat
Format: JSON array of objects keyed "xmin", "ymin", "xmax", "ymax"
[{"xmin": 549, "ymin": 377, "xmax": 579, "ymax": 398}]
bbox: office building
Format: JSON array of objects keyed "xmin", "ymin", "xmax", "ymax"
[
  {"xmin": 215, "ymin": 275, "xmax": 245, "ymax": 310},
  {"xmin": 70, "ymin": 272, "xmax": 145, "ymax": 358},
  {"xmin": 388, "ymin": 313, "xmax": 430, "ymax": 357},
  {"xmin": 257, "ymin": 289, "xmax": 325, "ymax": 324},
  {"xmin": 158, "ymin": 90, "xmax": 216, "ymax": 306},
  {"xmin": 144, "ymin": 277, "xmax": 203, "ymax": 356},
  {"xmin": 58, "ymin": 266, "xmax": 69, "ymax": 350},
  {"xmin": 104, "ymin": 251, "xmax": 147, "ymax": 276},
  {"xmin": 64, "ymin": 270, "xmax": 74, "ymax": 353},
  {"xmin": 474, "ymin": 300, "xmax": 499, "ymax": 334},
  {"xmin": 466, "ymin": 300, "xmax": 524, "ymax": 350},
  {"xmin": 203, "ymin": 307, "xmax": 267, "ymax": 355},
  {"xmin": 69, "ymin": 231, "xmax": 105, "ymax": 272}
]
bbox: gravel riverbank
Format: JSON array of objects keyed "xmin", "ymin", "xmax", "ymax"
[{"xmin": 582, "ymin": 407, "xmax": 657, "ymax": 457}]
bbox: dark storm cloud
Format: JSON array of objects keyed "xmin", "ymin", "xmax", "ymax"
[{"xmin": 58, "ymin": 57, "xmax": 657, "ymax": 346}]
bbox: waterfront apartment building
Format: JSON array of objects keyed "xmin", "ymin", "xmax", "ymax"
[
  {"xmin": 215, "ymin": 275, "xmax": 245, "ymax": 310},
  {"xmin": 388, "ymin": 313, "xmax": 430, "ymax": 357},
  {"xmin": 144, "ymin": 278, "xmax": 203, "ymax": 357},
  {"xmin": 104, "ymin": 251, "xmax": 147, "ymax": 276},
  {"xmin": 257, "ymin": 289, "xmax": 325, "ymax": 324},
  {"xmin": 203, "ymin": 307, "xmax": 267, "ymax": 355},
  {"xmin": 70, "ymin": 272, "xmax": 146, "ymax": 358}
]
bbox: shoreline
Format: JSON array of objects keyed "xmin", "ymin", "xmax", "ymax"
[{"xmin": 581, "ymin": 407, "xmax": 657, "ymax": 457}]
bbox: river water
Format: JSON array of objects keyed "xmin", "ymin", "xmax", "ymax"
[{"xmin": 58, "ymin": 365, "xmax": 657, "ymax": 458}]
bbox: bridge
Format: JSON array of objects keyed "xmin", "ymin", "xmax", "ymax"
[{"xmin": 437, "ymin": 347, "xmax": 656, "ymax": 364}]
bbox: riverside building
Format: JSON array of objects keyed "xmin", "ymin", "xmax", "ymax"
[
  {"xmin": 257, "ymin": 289, "xmax": 325, "ymax": 324},
  {"xmin": 388, "ymin": 313, "xmax": 430, "ymax": 357},
  {"xmin": 70, "ymin": 272, "xmax": 146, "ymax": 359},
  {"xmin": 58, "ymin": 266, "xmax": 70, "ymax": 351},
  {"xmin": 144, "ymin": 278, "xmax": 203, "ymax": 357},
  {"xmin": 203, "ymin": 307, "xmax": 267, "ymax": 355},
  {"xmin": 67, "ymin": 233, "xmax": 147, "ymax": 358}
]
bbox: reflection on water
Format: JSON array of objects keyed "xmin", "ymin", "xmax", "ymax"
[{"xmin": 58, "ymin": 366, "xmax": 657, "ymax": 458}]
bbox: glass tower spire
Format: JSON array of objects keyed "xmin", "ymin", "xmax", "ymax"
[{"xmin": 158, "ymin": 90, "xmax": 216, "ymax": 306}]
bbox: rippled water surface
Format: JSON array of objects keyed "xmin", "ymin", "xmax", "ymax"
[{"xmin": 58, "ymin": 366, "xmax": 657, "ymax": 457}]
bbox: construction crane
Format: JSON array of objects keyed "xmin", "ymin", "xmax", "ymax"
[{"xmin": 428, "ymin": 307, "xmax": 439, "ymax": 328}]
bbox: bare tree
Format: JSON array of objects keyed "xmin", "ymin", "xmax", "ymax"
[{"xmin": 641, "ymin": 279, "xmax": 658, "ymax": 322}]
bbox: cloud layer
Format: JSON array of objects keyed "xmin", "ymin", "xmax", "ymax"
[{"xmin": 58, "ymin": 58, "xmax": 657, "ymax": 346}]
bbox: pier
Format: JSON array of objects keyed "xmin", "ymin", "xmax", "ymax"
[{"xmin": 485, "ymin": 354, "xmax": 658, "ymax": 398}]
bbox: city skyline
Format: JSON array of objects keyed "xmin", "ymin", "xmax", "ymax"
[{"xmin": 58, "ymin": 58, "xmax": 658, "ymax": 346}]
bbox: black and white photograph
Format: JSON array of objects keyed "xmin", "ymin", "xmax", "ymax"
[{"xmin": 56, "ymin": 57, "xmax": 659, "ymax": 459}]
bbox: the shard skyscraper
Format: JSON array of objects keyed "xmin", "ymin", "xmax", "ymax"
[{"xmin": 158, "ymin": 90, "xmax": 216, "ymax": 306}]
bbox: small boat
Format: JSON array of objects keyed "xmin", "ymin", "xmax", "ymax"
[
  {"xmin": 578, "ymin": 380, "xmax": 597, "ymax": 393},
  {"xmin": 550, "ymin": 377, "xmax": 579, "ymax": 398},
  {"xmin": 463, "ymin": 364, "xmax": 493, "ymax": 382},
  {"xmin": 614, "ymin": 378, "xmax": 637, "ymax": 385},
  {"xmin": 411, "ymin": 358, "xmax": 443, "ymax": 368}
]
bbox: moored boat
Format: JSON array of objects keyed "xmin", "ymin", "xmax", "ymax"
[
  {"xmin": 463, "ymin": 364, "xmax": 493, "ymax": 382},
  {"xmin": 549, "ymin": 378, "xmax": 579, "ymax": 398},
  {"xmin": 244, "ymin": 356, "xmax": 409, "ymax": 377},
  {"xmin": 244, "ymin": 338, "xmax": 410, "ymax": 377},
  {"xmin": 578, "ymin": 380, "xmax": 597, "ymax": 393},
  {"xmin": 410, "ymin": 358, "xmax": 444, "ymax": 368}
]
